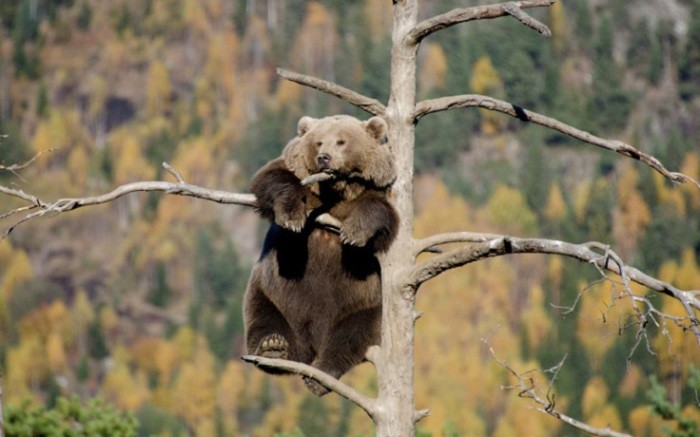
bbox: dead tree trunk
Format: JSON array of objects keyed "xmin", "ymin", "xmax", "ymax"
[{"xmin": 373, "ymin": 2, "xmax": 420, "ymax": 435}]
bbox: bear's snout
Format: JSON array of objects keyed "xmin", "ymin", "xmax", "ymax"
[{"xmin": 317, "ymin": 153, "xmax": 332, "ymax": 170}]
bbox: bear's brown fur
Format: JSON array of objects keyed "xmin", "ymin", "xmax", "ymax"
[{"xmin": 244, "ymin": 115, "xmax": 398, "ymax": 395}]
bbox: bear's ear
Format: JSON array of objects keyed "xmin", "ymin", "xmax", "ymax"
[
  {"xmin": 364, "ymin": 116, "xmax": 388, "ymax": 143},
  {"xmin": 362, "ymin": 142, "xmax": 396, "ymax": 189},
  {"xmin": 297, "ymin": 116, "xmax": 317, "ymax": 136},
  {"xmin": 282, "ymin": 136, "xmax": 312, "ymax": 181}
]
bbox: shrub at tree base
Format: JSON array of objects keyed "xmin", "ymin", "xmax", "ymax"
[{"xmin": 4, "ymin": 396, "xmax": 138, "ymax": 436}]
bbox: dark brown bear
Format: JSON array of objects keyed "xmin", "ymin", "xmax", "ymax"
[{"xmin": 244, "ymin": 114, "xmax": 398, "ymax": 396}]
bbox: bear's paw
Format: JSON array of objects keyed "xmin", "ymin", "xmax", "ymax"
[
  {"xmin": 273, "ymin": 201, "xmax": 306, "ymax": 232},
  {"xmin": 257, "ymin": 333, "xmax": 290, "ymax": 359},
  {"xmin": 340, "ymin": 219, "xmax": 375, "ymax": 247}
]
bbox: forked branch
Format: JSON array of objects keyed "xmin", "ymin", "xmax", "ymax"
[
  {"xmin": 407, "ymin": 235, "xmax": 700, "ymax": 344},
  {"xmin": 241, "ymin": 355, "xmax": 377, "ymax": 419},
  {"xmin": 414, "ymin": 94, "xmax": 700, "ymax": 188},
  {"xmin": 408, "ymin": 0, "xmax": 554, "ymax": 44},
  {"xmin": 277, "ymin": 68, "xmax": 386, "ymax": 116}
]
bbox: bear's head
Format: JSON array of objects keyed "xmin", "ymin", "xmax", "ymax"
[{"xmin": 282, "ymin": 115, "xmax": 395, "ymax": 191}]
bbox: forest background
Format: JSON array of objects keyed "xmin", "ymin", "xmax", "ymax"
[{"xmin": 0, "ymin": 0, "xmax": 699, "ymax": 435}]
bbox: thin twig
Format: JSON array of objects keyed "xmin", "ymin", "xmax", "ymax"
[
  {"xmin": 162, "ymin": 162, "xmax": 185, "ymax": 183},
  {"xmin": 0, "ymin": 148, "xmax": 55, "ymax": 175},
  {"xmin": 277, "ymin": 68, "xmax": 386, "ymax": 116},
  {"xmin": 502, "ymin": 2, "xmax": 551, "ymax": 37},
  {"xmin": 413, "ymin": 94, "xmax": 700, "ymax": 188},
  {"xmin": 241, "ymin": 355, "xmax": 377, "ymax": 419},
  {"xmin": 414, "ymin": 408, "xmax": 430, "ymax": 423},
  {"xmin": 483, "ymin": 339, "xmax": 633, "ymax": 437}
]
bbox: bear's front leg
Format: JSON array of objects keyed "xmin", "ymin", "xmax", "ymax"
[
  {"xmin": 338, "ymin": 195, "xmax": 398, "ymax": 252},
  {"xmin": 251, "ymin": 159, "xmax": 308, "ymax": 232}
]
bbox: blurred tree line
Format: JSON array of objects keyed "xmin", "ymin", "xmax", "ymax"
[{"xmin": 1, "ymin": 0, "xmax": 699, "ymax": 435}]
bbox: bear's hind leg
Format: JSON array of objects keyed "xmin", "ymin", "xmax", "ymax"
[
  {"xmin": 304, "ymin": 306, "xmax": 382, "ymax": 396},
  {"xmin": 244, "ymin": 283, "xmax": 298, "ymax": 374}
]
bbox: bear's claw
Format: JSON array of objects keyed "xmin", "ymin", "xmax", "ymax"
[
  {"xmin": 258, "ymin": 334, "xmax": 289, "ymax": 359},
  {"xmin": 303, "ymin": 376, "xmax": 330, "ymax": 396},
  {"xmin": 340, "ymin": 229, "xmax": 371, "ymax": 247}
]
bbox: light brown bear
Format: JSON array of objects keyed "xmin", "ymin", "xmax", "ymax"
[{"xmin": 244, "ymin": 115, "xmax": 399, "ymax": 395}]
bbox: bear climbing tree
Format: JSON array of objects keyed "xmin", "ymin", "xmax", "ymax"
[
  {"xmin": 244, "ymin": 115, "xmax": 398, "ymax": 397},
  {"xmin": 1, "ymin": 1, "xmax": 699, "ymax": 436}
]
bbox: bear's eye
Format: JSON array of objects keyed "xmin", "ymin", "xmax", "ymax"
[
  {"xmin": 315, "ymin": 141, "xmax": 323, "ymax": 148},
  {"xmin": 336, "ymin": 140, "xmax": 346, "ymax": 146}
]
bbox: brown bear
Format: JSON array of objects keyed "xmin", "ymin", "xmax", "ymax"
[{"xmin": 244, "ymin": 114, "xmax": 399, "ymax": 396}]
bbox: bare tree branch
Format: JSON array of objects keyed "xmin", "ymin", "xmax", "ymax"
[
  {"xmin": 406, "ymin": 235, "xmax": 700, "ymax": 344},
  {"xmin": 408, "ymin": 0, "xmax": 554, "ymax": 44},
  {"xmin": 277, "ymin": 68, "xmax": 386, "ymax": 116},
  {"xmin": 241, "ymin": 355, "xmax": 377, "ymax": 418},
  {"xmin": 413, "ymin": 94, "xmax": 699, "ymax": 188},
  {"xmin": 413, "ymin": 231, "xmax": 505, "ymax": 256},
  {"xmin": 0, "ymin": 180, "xmax": 256, "ymax": 239},
  {"xmin": 483, "ymin": 339, "xmax": 634, "ymax": 437}
]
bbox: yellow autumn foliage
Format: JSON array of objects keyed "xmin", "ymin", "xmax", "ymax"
[
  {"xmin": 420, "ymin": 43, "xmax": 448, "ymax": 92},
  {"xmin": 576, "ymin": 281, "xmax": 618, "ymax": 370},
  {"xmin": 101, "ymin": 361, "xmax": 151, "ymax": 412},
  {"xmin": 613, "ymin": 164, "xmax": 651, "ymax": 259},
  {"xmin": 544, "ymin": 183, "xmax": 568, "ymax": 222},
  {"xmin": 113, "ymin": 136, "xmax": 155, "ymax": 184},
  {"xmin": 653, "ymin": 172, "xmax": 686, "ymax": 217},
  {"xmin": 581, "ymin": 374, "xmax": 624, "ymax": 433},
  {"xmin": 363, "ymin": 0, "xmax": 393, "ymax": 41},
  {"xmin": 470, "ymin": 56, "xmax": 505, "ymax": 134},
  {"xmin": 67, "ymin": 145, "xmax": 89, "ymax": 189},
  {"xmin": 550, "ymin": 1, "xmax": 569, "ymax": 53},
  {"xmin": 680, "ymin": 152, "xmax": 699, "ymax": 210},
  {"xmin": 617, "ymin": 364, "xmax": 644, "ymax": 398},
  {"xmin": 6, "ymin": 336, "xmax": 47, "ymax": 404},
  {"xmin": 628, "ymin": 405, "xmax": 665, "ymax": 436},
  {"xmin": 0, "ymin": 248, "xmax": 33, "ymax": 300},
  {"xmin": 522, "ymin": 285, "xmax": 553, "ymax": 349},
  {"xmin": 70, "ymin": 289, "xmax": 95, "ymax": 353},
  {"xmin": 172, "ymin": 344, "xmax": 218, "ymax": 431},
  {"xmin": 146, "ymin": 60, "xmax": 172, "ymax": 118},
  {"xmin": 217, "ymin": 360, "xmax": 247, "ymax": 435},
  {"xmin": 46, "ymin": 331, "xmax": 68, "ymax": 373},
  {"xmin": 485, "ymin": 184, "xmax": 539, "ymax": 235}
]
